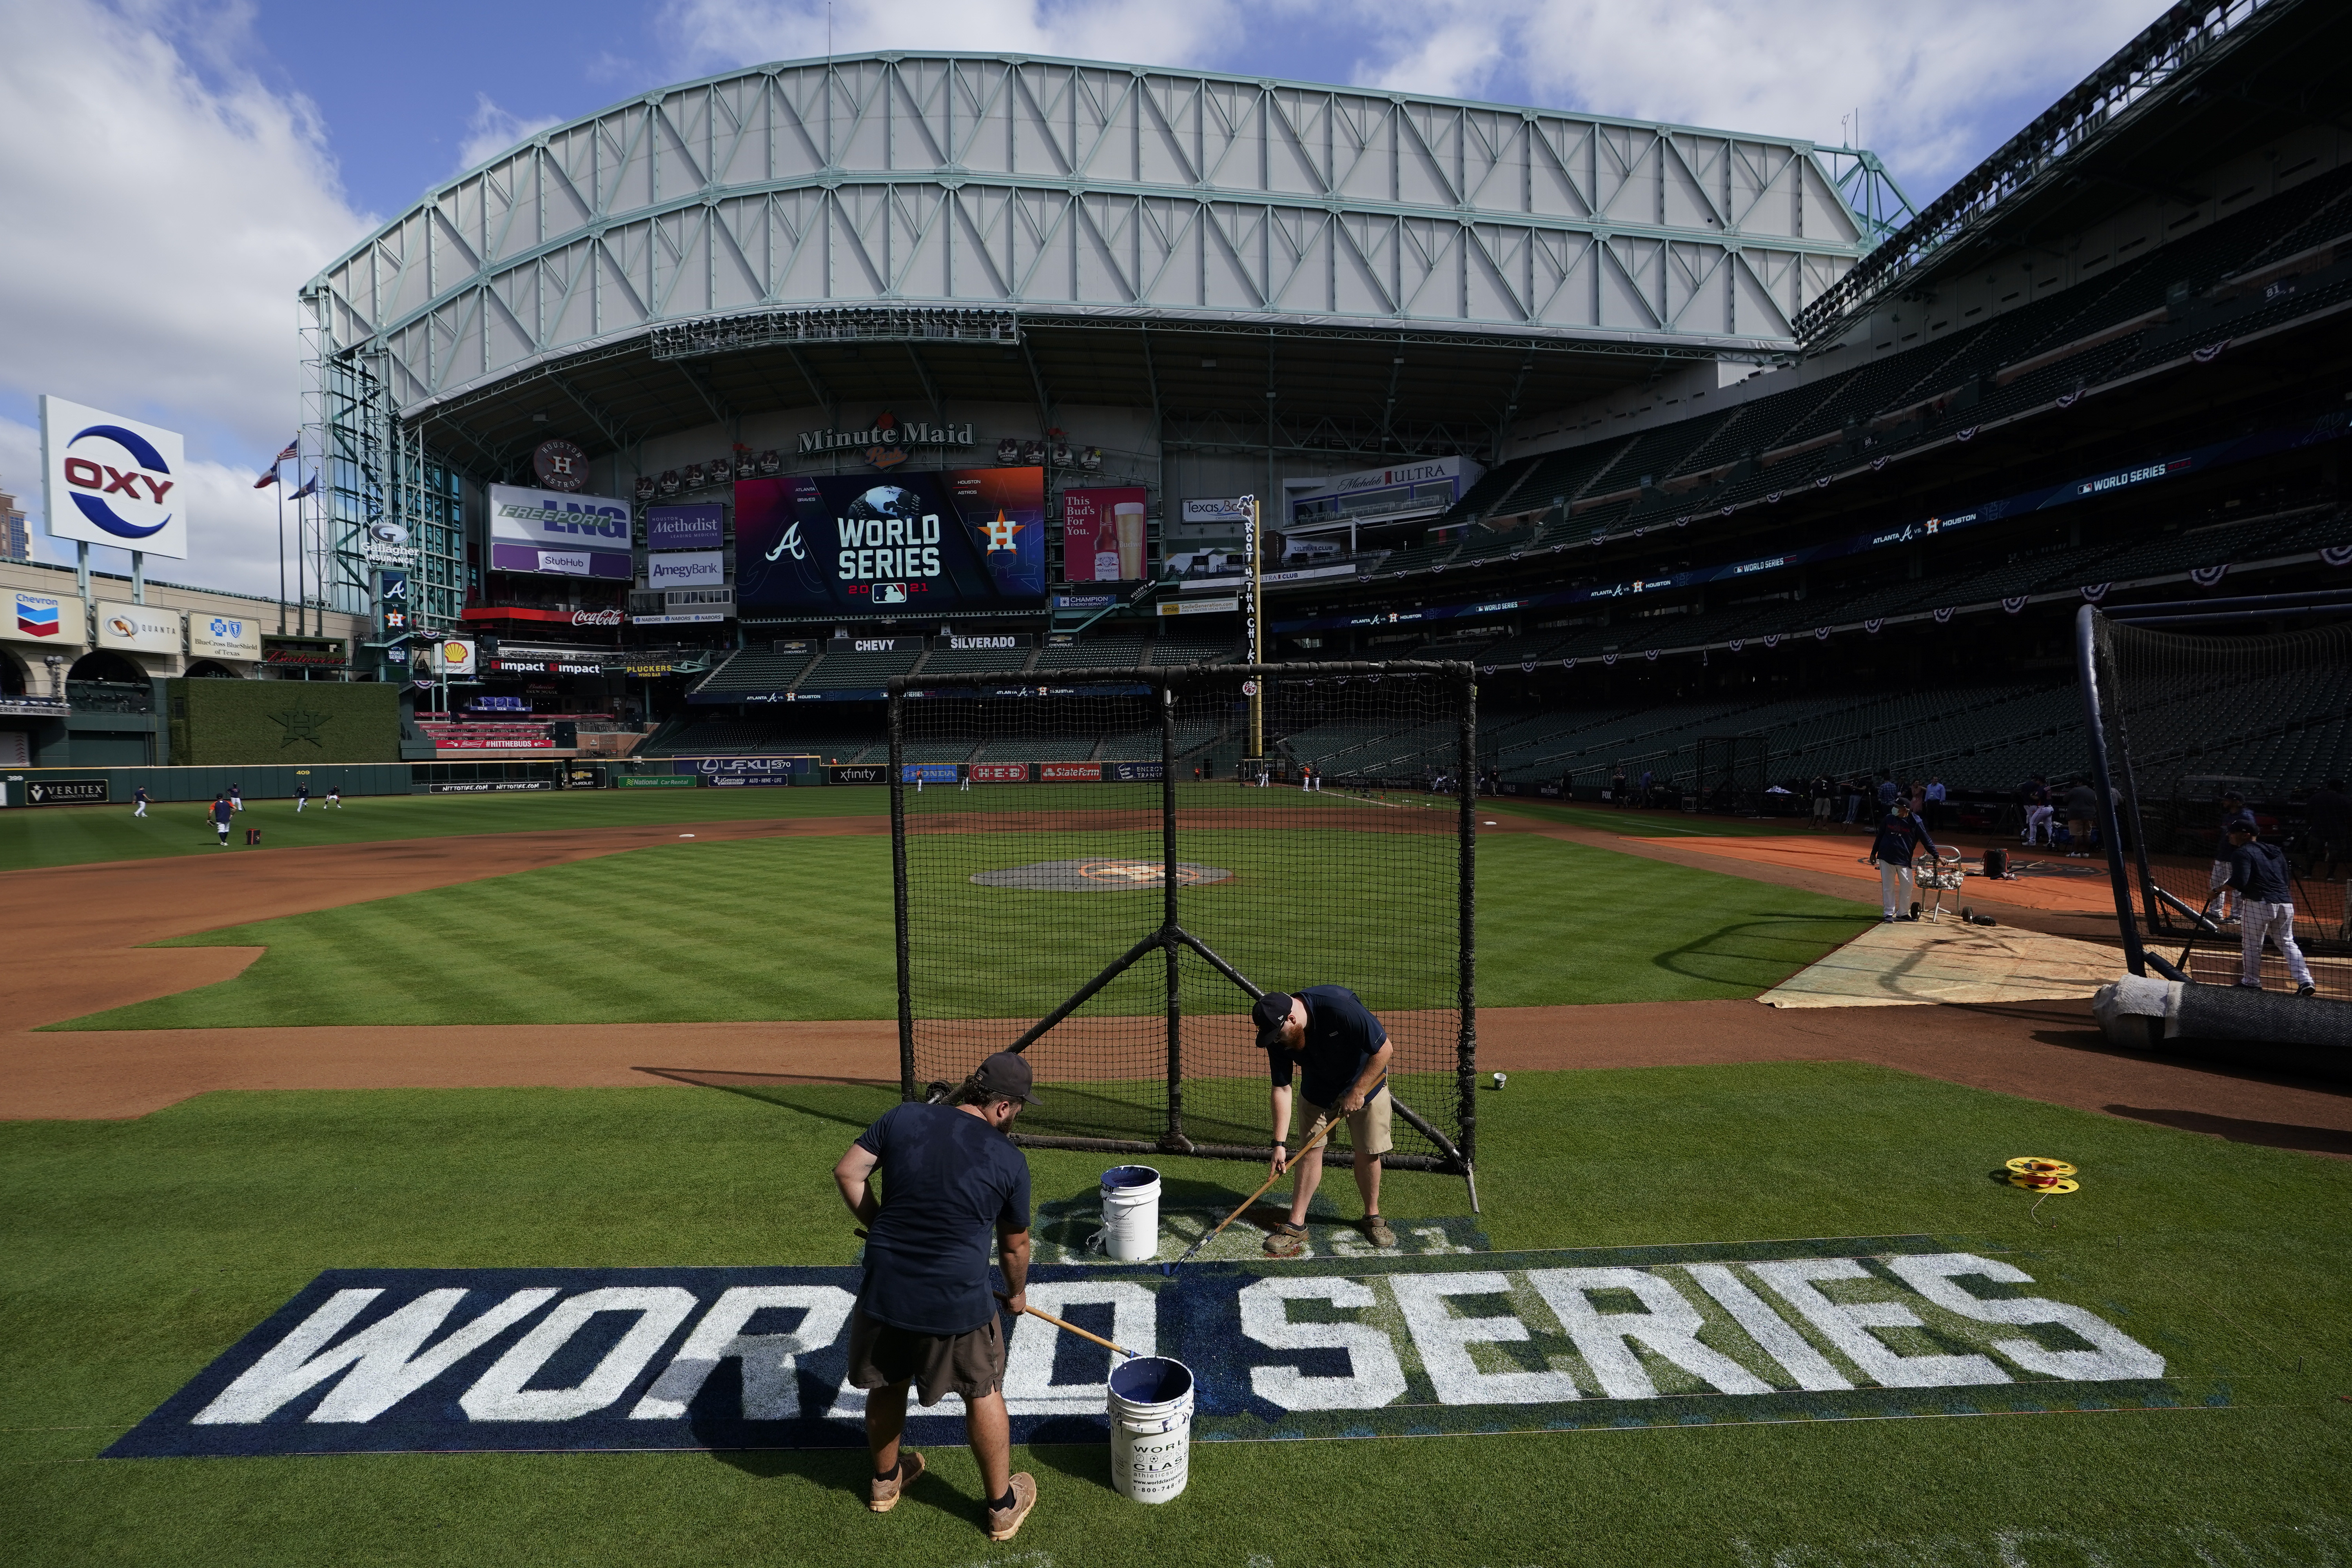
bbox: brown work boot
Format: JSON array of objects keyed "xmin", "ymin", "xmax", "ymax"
[
  {"xmin": 1361, "ymin": 1214, "xmax": 1397, "ymax": 1248},
  {"xmin": 869, "ymin": 1449, "xmax": 923, "ymax": 1512},
  {"xmin": 986, "ymin": 1472, "xmax": 1038, "ymax": 1541},
  {"xmin": 1262, "ymin": 1221, "xmax": 1307, "ymax": 1258}
]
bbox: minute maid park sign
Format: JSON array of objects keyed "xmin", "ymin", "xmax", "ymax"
[{"xmin": 108, "ymin": 1237, "xmax": 2178, "ymax": 1459}]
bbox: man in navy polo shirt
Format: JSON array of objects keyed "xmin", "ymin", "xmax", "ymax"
[
  {"xmin": 1252, "ymin": 985, "xmax": 1396, "ymax": 1256},
  {"xmin": 834, "ymin": 1052, "xmax": 1040, "ymax": 1541}
]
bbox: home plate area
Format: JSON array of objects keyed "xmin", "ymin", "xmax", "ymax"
[
  {"xmin": 108, "ymin": 1236, "xmax": 2193, "ymax": 1460},
  {"xmin": 969, "ymin": 859, "xmax": 1234, "ymax": 891}
]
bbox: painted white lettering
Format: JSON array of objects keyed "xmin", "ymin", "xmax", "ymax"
[
  {"xmin": 1390, "ymin": 1272, "xmax": 1580, "ymax": 1405},
  {"xmin": 1526, "ymin": 1268, "xmax": 1772, "ymax": 1399},
  {"xmin": 629, "ymin": 1285, "xmax": 856, "ymax": 1420},
  {"xmin": 1748, "ymin": 1260, "xmax": 2009, "ymax": 1389},
  {"xmin": 1237, "ymin": 1278, "xmax": 1406, "ymax": 1411},
  {"xmin": 1682, "ymin": 1265, "xmax": 1853, "ymax": 1391},
  {"xmin": 193, "ymin": 1287, "xmax": 559, "ymax": 1425},
  {"xmin": 461, "ymin": 1286, "xmax": 698, "ymax": 1421},
  {"xmin": 1004, "ymin": 1282, "xmax": 1157, "ymax": 1415},
  {"xmin": 1884, "ymin": 1254, "xmax": 2165, "ymax": 1381}
]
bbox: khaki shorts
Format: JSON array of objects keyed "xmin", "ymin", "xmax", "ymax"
[
  {"xmin": 845, "ymin": 1305, "xmax": 1007, "ymax": 1407},
  {"xmin": 1295, "ymin": 1089, "xmax": 1394, "ymax": 1158}
]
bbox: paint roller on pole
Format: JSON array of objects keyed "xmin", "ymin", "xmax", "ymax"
[{"xmin": 1172, "ymin": 1112, "xmax": 1338, "ymax": 1266}]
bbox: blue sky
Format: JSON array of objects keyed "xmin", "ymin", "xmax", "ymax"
[{"xmin": 0, "ymin": 0, "xmax": 2166, "ymax": 595}]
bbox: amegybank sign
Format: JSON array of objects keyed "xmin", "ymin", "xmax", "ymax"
[{"xmin": 107, "ymin": 1240, "xmax": 2173, "ymax": 1459}]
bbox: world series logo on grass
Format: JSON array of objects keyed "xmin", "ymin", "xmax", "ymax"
[{"xmin": 108, "ymin": 1240, "xmax": 2171, "ymax": 1460}]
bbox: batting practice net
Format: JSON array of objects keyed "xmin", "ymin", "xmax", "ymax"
[
  {"xmin": 2081, "ymin": 607, "xmax": 2352, "ymax": 995},
  {"xmin": 890, "ymin": 662, "xmax": 1477, "ymax": 1184}
]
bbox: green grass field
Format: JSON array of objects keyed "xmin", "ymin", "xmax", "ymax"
[
  {"xmin": 0, "ymin": 786, "xmax": 892, "ymax": 872},
  {"xmin": 5, "ymin": 1063, "xmax": 2348, "ymax": 1566},
  {"xmin": 56, "ymin": 833, "xmax": 1873, "ymax": 1029}
]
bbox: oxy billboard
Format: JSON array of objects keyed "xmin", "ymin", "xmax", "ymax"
[
  {"xmin": 733, "ymin": 469, "xmax": 1045, "ymax": 615},
  {"xmin": 486, "ymin": 485, "xmax": 633, "ymax": 579},
  {"xmin": 41, "ymin": 396, "xmax": 189, "ymax": 559}
]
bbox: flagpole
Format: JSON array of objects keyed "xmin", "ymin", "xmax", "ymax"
[{"xmin": 275, "ymin": 464, "xmax": 287, "ymax": 635}]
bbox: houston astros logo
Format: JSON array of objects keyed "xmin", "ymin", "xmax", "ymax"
[
  {"xmin": 981, "ymin": 512, "xmax": 1024, "ymax": 552},
  {"xmin": 61, "ymin": 422, "xmax": 176, "ymax": 540}
]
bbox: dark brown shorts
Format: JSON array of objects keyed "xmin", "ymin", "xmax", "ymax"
[{"xmin": 846, "ymin": 1305, "xmax": 1008, "ymax": 1407}]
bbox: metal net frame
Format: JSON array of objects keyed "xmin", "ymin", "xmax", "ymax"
[
  {"xmin": 2079, "ymin": 604, "xmax": 2352, "ymax": 996},
  {"xmin": 889, "ymin": 661, "xmax": 1478, "ymax": 1200}
]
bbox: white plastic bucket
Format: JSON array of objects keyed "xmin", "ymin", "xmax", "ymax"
[
  {"xmin": 1090, "ymin": 1165, "xmax": 1162, "ymax": 1262},
  {"xmin": 1107, "ymin": 1356, "xmax": 1194, "ymax": 1504}
]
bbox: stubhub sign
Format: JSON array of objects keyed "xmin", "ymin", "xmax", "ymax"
[{"xmin": 106, "ymin": 1240, "xmax": 2174, "ymax": 1458}]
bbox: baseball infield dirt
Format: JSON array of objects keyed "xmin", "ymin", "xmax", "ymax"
[{"xmin": 4, "ymin": 818, "xmax": 2344, "ymax": 1159}]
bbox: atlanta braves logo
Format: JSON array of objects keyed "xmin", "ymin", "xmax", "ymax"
[{"xmin": 766, "ymin": 523, "xmax": 807, "ymax": 563}]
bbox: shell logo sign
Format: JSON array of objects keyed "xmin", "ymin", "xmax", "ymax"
[{"xmin": 440, "ymin": 639, "xmax": 475, "ymax": 675}]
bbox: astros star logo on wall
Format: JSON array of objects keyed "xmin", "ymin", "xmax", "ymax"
[
  {"xmin": 981, "ymin": 512, "xmax": 1024, "ymax": 552},
  {"xmin": 269, "ymin": 703, "xmax": 332, "ymax": 748}
]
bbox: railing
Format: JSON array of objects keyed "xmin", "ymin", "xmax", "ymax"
[{"xmin": 66, "ymin": 681, "xmax": 154, "ymax": 715}]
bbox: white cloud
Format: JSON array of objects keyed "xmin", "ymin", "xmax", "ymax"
[
  {"xmin": 1333, "ymin": 0, "xmax": 2161, "ymax": 201},
  {"xmin": 457, "ymin": 93, "xmax": 565, "ymax": 175},
  {"xmin": 0, "ymin": 0, "xmax": 370, "ymax": 595},
  {"xmin": 657, "ymin": 0, "xmax": 1242, "ymax": 82}
]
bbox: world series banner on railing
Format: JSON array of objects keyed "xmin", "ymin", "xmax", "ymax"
[{"xmin": 107, "ymin": 1238, "xmax": 2180, "ymax": 1459}]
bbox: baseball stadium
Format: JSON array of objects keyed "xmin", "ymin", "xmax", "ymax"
[{"xmin": 7, "ymin": 3, "xmax": 2352, "ymax": 1564}]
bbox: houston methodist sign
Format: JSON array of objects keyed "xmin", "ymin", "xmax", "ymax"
[{"xmin": 40, "ymin": 395, "xmax": 189, "ymax": 559}]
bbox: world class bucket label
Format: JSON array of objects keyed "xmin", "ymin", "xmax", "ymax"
[{"xmin": 107, "ymin": 1239, "xmax": 2180, "ymax": 1458}]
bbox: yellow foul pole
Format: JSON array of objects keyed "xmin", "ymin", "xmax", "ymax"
[{"xmin": 1245, "ymin": 493, "xmax": 1263, "ymax": 758}]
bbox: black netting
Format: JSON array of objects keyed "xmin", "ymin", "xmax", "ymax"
[
  {"xmin": 892, "ymin": 664, "xmax": 1475, "ymax": 1169},
  {"xmin": 2089, "ymin": 613, "xmax": 2352, "ymax": 994}
]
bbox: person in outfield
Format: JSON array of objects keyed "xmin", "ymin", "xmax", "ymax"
[
  {"xmin": 209, "ymin": 793, "xmax": 233, "ymax": 846},
  {"xmin": 832, "ymin": 1051, "xmax": 1041, "ymax": 1541},
  {"xmin": 1254, "ymin": 986, "xmax": 1396, "ymax": 1256},
  {"xmin": 2222, "ymin": 818, "xmax": 2317, "ymax": 997}
]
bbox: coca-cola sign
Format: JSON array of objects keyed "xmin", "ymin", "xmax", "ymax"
[{"xmin": 572, "ymin": 609, "xmax": 624, "ymax": 627}]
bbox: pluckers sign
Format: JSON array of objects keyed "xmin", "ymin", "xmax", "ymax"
[
  {"xmin": 106, "ymin": 1240, "xmax": 2177, "ymax": 1458},
  {"xmin": 733, "ymin": 470, "xmax": 1045, "ymax": 615},
  {"xmin": 796, "ymin": 412, "xmax": 973, "ymax": 471}
]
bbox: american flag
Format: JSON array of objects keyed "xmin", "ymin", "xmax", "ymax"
[{"xmin": 252, "ymin": 438, "xmax": 299, "ymax": 488}]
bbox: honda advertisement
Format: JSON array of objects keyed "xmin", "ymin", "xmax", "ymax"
[{"xmin": 733, "ymin": 469, "xmax": 1046, "ymax": 615}]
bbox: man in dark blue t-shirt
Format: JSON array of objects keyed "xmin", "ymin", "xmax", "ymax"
[
  {"xmin": 1252, "ymin": 985, "xmax": 1396, "ymax": 1256},
  {"xmin": 834, "ymin": 1052, "xmax": 1040, "ymax": 1540}
]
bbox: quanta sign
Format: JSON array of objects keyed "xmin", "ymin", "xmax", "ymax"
[{"xmin": 41, "ymin": 396, "xmax": 189, "ymax": 559}]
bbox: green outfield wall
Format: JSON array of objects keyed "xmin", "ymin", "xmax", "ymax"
[{"xmin": 167, "ymin": 680, "xmax": 400, "ymax": 766}]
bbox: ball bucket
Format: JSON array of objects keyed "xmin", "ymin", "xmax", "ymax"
[
  {"xmin": 1090, "ymin": 1165, "xmax": 1162, "ymax": 1262},
  {"xmin": 1106, "ymin": 1355, "xmax": 1194, "ymax": 1504}
]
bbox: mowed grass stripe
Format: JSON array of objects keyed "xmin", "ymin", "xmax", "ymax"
[
  {"xmin": 54, "ymin": 834, "xmax": 1872, "ymax": 1029},
  {"xmin": 0, "ymin": 786, "xmax": 894, "ymax": 872},
  {"xmin": 3, "ymin": 1064, "xmax": 2348, "ymax": 1566}
]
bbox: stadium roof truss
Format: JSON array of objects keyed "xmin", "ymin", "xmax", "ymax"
[{"xmin": 303, "ymin": 53, "xmax": 1874, "ymax": 421}]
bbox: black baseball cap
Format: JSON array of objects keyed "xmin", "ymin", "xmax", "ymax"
[
  {"xmin": 970, "ymin": 1051, "xmax": 1043, "ymax": 1104},
  {"xmin": 1253, "ymin": 992, "xmax": 1298, "ymax": 1049}
]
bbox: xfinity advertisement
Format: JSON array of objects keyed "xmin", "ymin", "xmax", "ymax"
[{"xmin": 734, "ymin": 469, "xmax": 1045, "ymax": 614}]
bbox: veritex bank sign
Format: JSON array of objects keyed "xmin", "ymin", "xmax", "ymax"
[{"xmin": 107, "ymin": 1239, "xmax": 2176, "ymax": 1458}]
